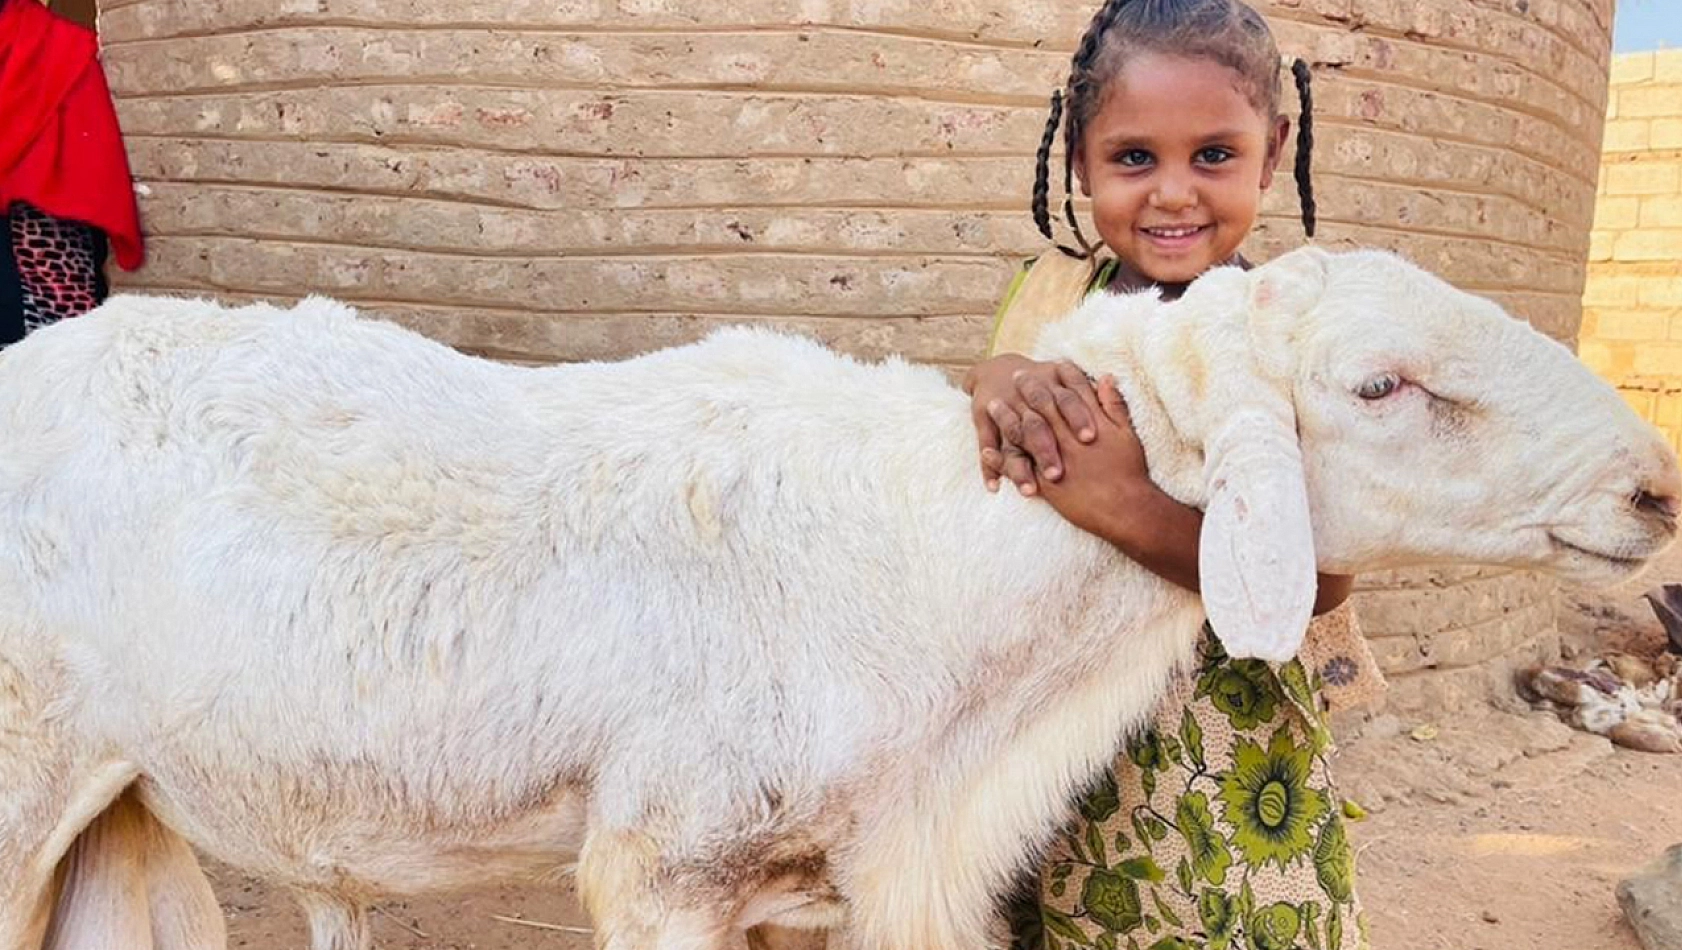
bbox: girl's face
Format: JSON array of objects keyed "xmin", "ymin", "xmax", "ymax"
[{"xmin": 1074, "ymin": 52, "xmax": 1289, "ymax": 285}]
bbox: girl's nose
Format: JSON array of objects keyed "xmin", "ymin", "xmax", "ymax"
[{"xmin": 1150, "ymin": 174, "xmax": 1197, "ymax": 210}]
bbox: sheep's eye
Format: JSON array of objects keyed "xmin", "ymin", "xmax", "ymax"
[{"xmin": 1357, "ymin": 374, "xmax": 1401, "ymax": 400}]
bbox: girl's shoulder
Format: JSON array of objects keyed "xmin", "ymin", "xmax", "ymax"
[
  {"xmin": 999, "ymin": 251, "xmax": 1117, "ymax": 304},
  {"xmin": 989, "ymin": 252, "xmax": 1112, "ymax": 357}
]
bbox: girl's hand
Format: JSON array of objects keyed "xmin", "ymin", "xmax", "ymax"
[
  {"xmin": 1036, "ymin": 375, "xmax": 1203, "ymax": 594},
  {"xmin": 1034, "ymin": 375, "xmax": 1160, "ymax": 541},
  {"xmin": 963, "ymin": 355, "xmax": 1099, "ymax": 494}
]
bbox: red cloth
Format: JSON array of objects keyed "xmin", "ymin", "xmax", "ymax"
[{"xmin": 0, "ymin": 0, "xmax": 143, "ymax": 269}]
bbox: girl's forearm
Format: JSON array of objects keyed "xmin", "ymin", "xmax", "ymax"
[
  {"xmin": 1089, "ymin": 484, "xmax": 1204, "ymax": 594},
  {"xmin": 1088, "ymin": 486, "xmax": 1352, "ymax": 615}
]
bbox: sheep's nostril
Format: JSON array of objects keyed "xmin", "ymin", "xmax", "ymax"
[{"xmin": 1634, "ymin": 487, "xmax": 1680, "ymax": 525}]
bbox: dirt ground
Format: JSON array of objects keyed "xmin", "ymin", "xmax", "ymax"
[
  {"xmin": 206, "ymin": 557, "xmax": 1682, "ymax": 950},
  {"xmin": 1352, "ymin": 740, "xmax": 1681, "ymax": 950}
]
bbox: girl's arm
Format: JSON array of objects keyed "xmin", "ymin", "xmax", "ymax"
[{"xmin": 1035, "ymin": 375, "xmax": 1352, "ymax": 616}]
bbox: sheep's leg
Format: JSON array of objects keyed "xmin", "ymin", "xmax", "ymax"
[
  {"xmin": 0, "ymin": 805, "xmax": 61, "ymax": 950},
  {"xmin": 0, "ymin": 763, "xmax": 141, "ymax": 950},
  {"xmin": 35, "ymin": 789, "xmax": 226, "ymax": 950},
  {"xmin": 293, "ymin": 892, "xmax": 371, "ymax": 950},
  {"xmin": 577, "ymin": 827, "xmax": 664, "ymax": 950},
  {"xmin": 41, "ymin": 792, "xmax": 154, "ymax": 950},
  {"xmin": 646, "ymin": 913, "xmax": 732, "ymax": 950},
  {"xmin": 578, "ymin": 828, "xmax": 733, "ymax": 950},
  {"xmin": 12, "ymin": 783, "xmax": 225, "ymax": 950},
  {"xmin": 839, "ymin": 791, "xmax": 1032, "ymax": 950},
  {"xmin": 127, "ymin": 791, "xmax": 227, "ymax": 950},
  {"xmin": 0, "ymin": 671, "xmax": 137, "ymax": 950},
  {"xmin": 593, "ymin": 908, "xmax": 731, "ymax": 950}
]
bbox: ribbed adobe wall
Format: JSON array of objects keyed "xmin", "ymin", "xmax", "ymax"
[
  {"xmin": 100, "ymin": 1, "xmax": 1078, "ymax": 371},
  {"xmin": 100, "ymin": 0, "xmax": 1615, "ymax": 712}
]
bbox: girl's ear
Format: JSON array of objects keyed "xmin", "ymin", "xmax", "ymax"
[{"xmin": 1259, "ymin": 115, "xmax": 1290, "ymax": 190}]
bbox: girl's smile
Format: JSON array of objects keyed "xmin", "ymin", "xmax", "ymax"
[
  {"xmin": 1074, "ymin": 51, "xmax": 1288, "ymax": 284},
  {"xmin": 1138, "ymin": 222, "xmax": 1214, "ymax": 254}
]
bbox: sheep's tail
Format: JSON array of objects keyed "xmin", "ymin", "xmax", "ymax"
[{"xmin": 43, "ymin": 789, "xmax": 225, "ymax": 950}]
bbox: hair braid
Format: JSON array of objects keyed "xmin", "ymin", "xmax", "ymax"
[
  {"xmin": 1071, "ymin": 0, "xmax": 1134, "ymax": 79},
  {"xmin": 1290, "ymin": 57, "xmax": 1317, "ymax": 238},
  {"xmin": 1031, "ymin": 90, "xmax": 1064, "ymax": 243},
  {"xmin": 1051, "ymin": 0, "xmax": 1135, "ymax": 257},
  {"xmin": 1060, "ymin": 142, "xmax": 1096, "ymax": 257}
]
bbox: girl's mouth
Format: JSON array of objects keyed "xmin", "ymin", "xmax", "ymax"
[{"xmin": 1140, "ymin": 224, "xmax": 1211, "ymax": 250}]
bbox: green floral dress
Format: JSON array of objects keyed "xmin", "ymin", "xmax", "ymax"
[{"xmin": 1010, "ymin": 622, "xmax": 1370, "ymax": 950}]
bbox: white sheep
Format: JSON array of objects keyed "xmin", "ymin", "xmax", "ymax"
[{"xmin": 0, "ymin": 248, "xmax": 1676, "ymax": 950}]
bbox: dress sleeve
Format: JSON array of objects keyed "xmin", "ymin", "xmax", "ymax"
[{"xmin": 985, "ymin": 258, "xmax": 1037, "ymax": 358}]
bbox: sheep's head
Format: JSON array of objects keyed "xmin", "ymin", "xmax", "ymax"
[{"xmin": 1177, "ymin": 247, "xmax": 1681, "ymax": 659}]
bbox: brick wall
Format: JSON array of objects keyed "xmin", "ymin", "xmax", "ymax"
[
  {"xmin": 98, "ymin": 0, "xmax": 1617, "ymax": 713},
  {"xmin": 1580, "ymin": 49, "xmax": 1682, "ymax": 456}
]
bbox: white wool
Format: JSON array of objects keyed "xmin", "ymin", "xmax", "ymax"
[{"xmin": 0, "ymin": 249, "xmax": 1675, "ymax": 950}]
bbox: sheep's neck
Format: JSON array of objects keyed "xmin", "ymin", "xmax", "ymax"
[
  {"xmin": 1117, "ymin": 323, "xmax": 1210, "ymax": 509},
  {"xmin": 1038, "ymin": 293, "xmax": 1222, "ymax": 511}
]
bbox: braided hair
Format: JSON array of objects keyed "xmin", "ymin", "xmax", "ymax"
[
  {"xmin": 1291, "ymin": 56, "xmax": 1317, "ymax": 237},
  {"xmin": 1032, "ymin": 0, "xmax": 1319, "ymax": 256}
]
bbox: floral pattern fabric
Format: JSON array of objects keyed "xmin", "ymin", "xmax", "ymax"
[{"xmin": 1013, "ymin": 622, "xmax": 1369, "ymax": 950}]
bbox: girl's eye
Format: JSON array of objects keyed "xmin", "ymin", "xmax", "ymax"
[
  {"xmin": 1196, "ymin": 147, "xmax": 1234, "ymax": 164},
  {"xmin": 1357, "ymin": 374, "xmax": 1402, "ymax": 400},
  {"xmin": 1116, "ymin": 149, "xmax": 1153, "ymax": 167}
]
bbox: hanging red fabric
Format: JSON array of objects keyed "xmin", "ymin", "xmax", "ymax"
[{"xmin": 0, "ymin": 0, "xmax": 143, "ymax": 270}]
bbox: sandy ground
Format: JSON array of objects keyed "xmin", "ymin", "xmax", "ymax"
[
  {"xmin": 1354, "ymin": 742, "xmax": 1681, "ymax": 950},
  {"xmin": 202, "ymin": 552, "xmax": 1682, "ymax": 950}
]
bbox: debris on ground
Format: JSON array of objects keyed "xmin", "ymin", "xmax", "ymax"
[{"xmin": 1519, "ymin": 585, "xmax": 1682, "ymax": 754}]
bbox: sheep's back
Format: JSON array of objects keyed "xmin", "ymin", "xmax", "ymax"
[{"xmin": 0, "ymin": 303, "xmax": 1166, "ymax": 857}]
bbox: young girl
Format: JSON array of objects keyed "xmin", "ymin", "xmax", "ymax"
[{"xmin": 966, "ymin": 2, "xmax": 1384, "ymax": 947}]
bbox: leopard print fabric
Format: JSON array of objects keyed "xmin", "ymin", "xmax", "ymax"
[{"xmin": 9, "ymin": 201, "xmax": 108, "ymax": 332}]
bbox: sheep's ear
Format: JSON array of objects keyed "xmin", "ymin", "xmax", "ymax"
[
  {"xmin": 1246, "ymin": 246, "xmax": 1331, "ymax": 379},
  {"xmin": 1198, "ymin": 405, "xmax": 1317, "ymax": 662},
  {"xmin": 1196, "ymin": 250, "xmax": 1327, "ymax": 660}
]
